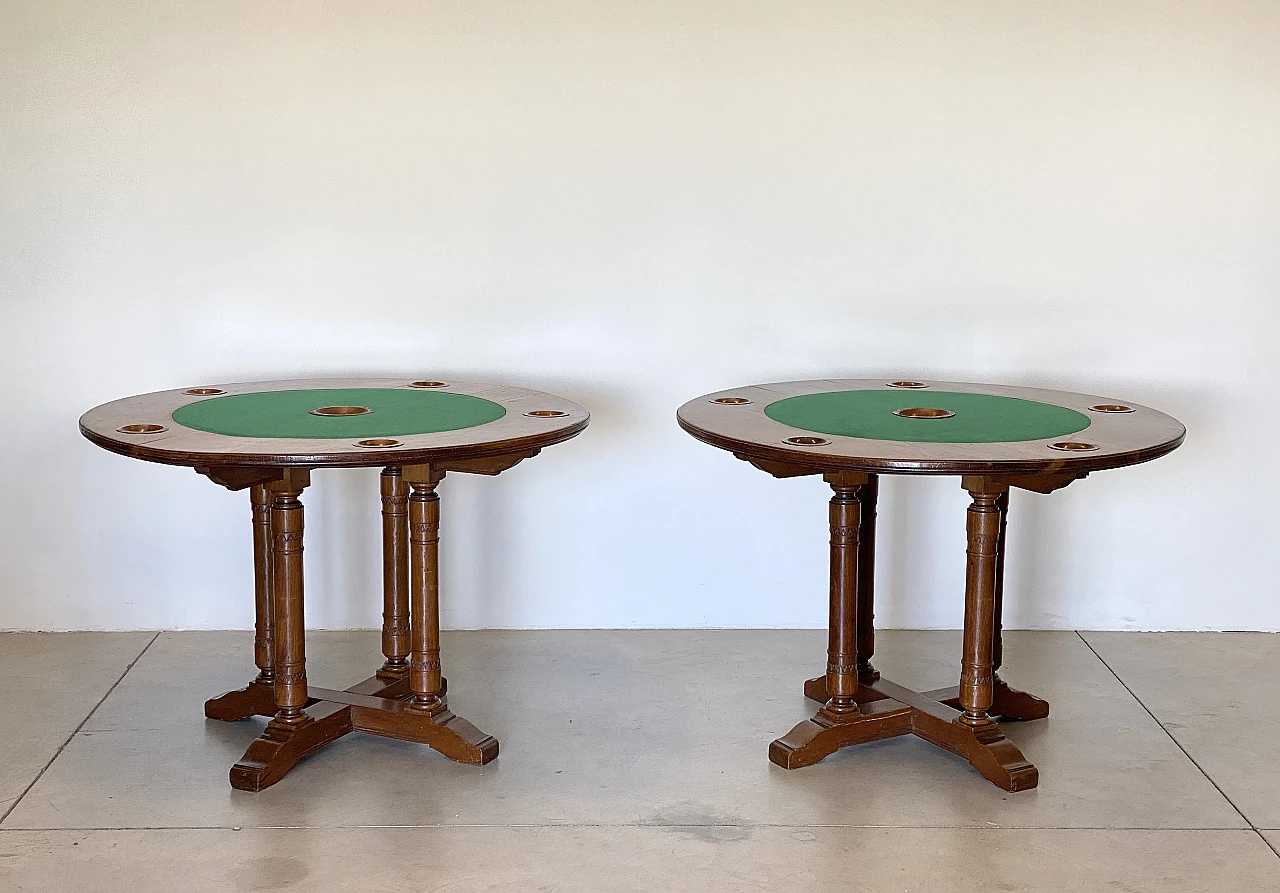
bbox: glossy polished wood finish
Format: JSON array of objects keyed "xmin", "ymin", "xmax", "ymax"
[
  {"xmin": 958, "ymin": 476, "xmax": 1003, "ymax": 727},
  {"xmin": 682, "ymin": 378, "xmax": 1184, "ymax": 792},
  {"xmin": 86, "ymin": 377, "xmax": 588, "ymax": 791},
  {"xmin": 378, "ymin": 467, "xmax": 411, "ymax": 680},
  {"xmin": 230, "ymin": 472, "xmax": 316, "ymax": 790},
  {"xmin": 919, "ymin": 488, "xmax": 1050, "ymax": 722},
  {"xmin": 803, "ymin": 474, "xmax": 880, "ymax": 701},
  {"xmin": 407, "ymin": 469, "xmax": 446, "ymax": 713},
  {"xmin": 824, "ymin": 472, "xmax": 865, "ymax": 713},
  {"xmin": 250, "ymin": 484, "xmax": 276, "ymax": 685},
  {"xmin": 269, "ymin": 470, "xmax": 310, "ymax": 725}
]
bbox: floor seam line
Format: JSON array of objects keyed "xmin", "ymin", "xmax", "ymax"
[
  {"xmin": 0, "ymin": 631, "xmax": 161, "ymax": 826},
  {"xmin": 1076, "ymin": 630, "xmax": 1261, "ymax": 839},
  {"xmin": 0, "ymin": 824, "xmax": 1266, "ymax": 833}
]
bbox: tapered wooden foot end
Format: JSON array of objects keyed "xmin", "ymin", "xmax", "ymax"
[
  {"xmin": 350, "ymin": 700, "xmax": 498, "ymax": 766},
  {"xmin": 909, "ymin": 711, "xmax": 1036, "ymax": 792},
  {"xmin": 425, "ymin": 710, "xmax": 499, "ymax": 765},
  {"xmin": 229, "ymin": 705, "xmax": 353, "ymax": 792},
  {"xmin": 204, "ymin": 680, "xmax": 277, "ymax": 721},
  {"xmin": 769, "ymin": 700, "xmax": 912, "ymax": 770},
  {"xmin": 923, "ymin": 677, "xmax": 1050, "ymax": 722},
  {"xmin": 770, "ymin": 718, "xmax": 851, "ymax": 769},
  {"xmin": 959, "ymin": 723, "xmax": 1039, "ymax": 792}
]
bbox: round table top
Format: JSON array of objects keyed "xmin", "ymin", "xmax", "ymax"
[
  {"xmin": 81, "ymin": 378, "xmax": 590, "ymax": 468},
  {"xmin": 677, "ymin": 379, "xmax": 1185, "ymax": 475}
]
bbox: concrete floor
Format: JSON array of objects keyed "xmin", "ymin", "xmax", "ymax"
[{"xmin": 0, "ymin": 629, "xmax": 1277, "ymax": 891}]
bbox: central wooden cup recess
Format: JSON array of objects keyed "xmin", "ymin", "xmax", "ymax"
[
  {"xmin": 893, "ymin": 407, "xmax": 955, "ymax": 419},
  {"xmin": 1049, "ymin": 441, "xmax": 1099, "ymax": 451},
  {"xmin": 310, "ymin": 405, "xmax": 373, "ymax": 417}
]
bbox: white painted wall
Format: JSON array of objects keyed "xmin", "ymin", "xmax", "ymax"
[{"xmin": 2, "ymin": 1, "xmax": 1277, "ymax": 632}]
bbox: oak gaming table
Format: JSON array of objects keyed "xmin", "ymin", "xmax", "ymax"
[
  {"xmin": 80, "ymin": 377, "xmax": 588, "ymax": 791},
  {"xmin": 677, "ymin": 378, "xmax": 1184, "ymax": 791}
]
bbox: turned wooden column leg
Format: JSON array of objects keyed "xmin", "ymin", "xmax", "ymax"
[
  {"xmin": 231, "ymin": 469, "xmax": 356, "ymax": 791},
  {"xmin": 958, "ymin": 476, "xmax": 1004, "ymax": 728},
  {"xmin": 907, "ymin": 475, "xmax": 1039, "ymax": 791},
  {"xmin": 379, "ymin": 467, "xmax": 411, "ymax": 680},
  {"xmin": 251, "ymin": 483, "xmax": 276, "ymax": 686},
  {"xmin": 771, "ymin": 472, "xmax": 911, "ymax": 769},
  {"xmin": 204, "ymin": 482, "xmax": 280, "ymax": 720},
  {"xmin": 408, "ymin": 473, "xmax": 446, "ymax": 714},
  {"xmin": 804, "ymin": 474, "xmax": 879, "ymax": 701},
  {"xmin": 921, "ymin": 484, "xmax": 1049, "ymax": 724},
  {"xmin": 387, "ymin": 465, "xmax": 498, "ymax": 765},
  {"xmin": 268, "ymin": 477, "xmax": 311, "ymax": 727},
  {"xmin": 824, "ymin": 478, "xmax": 863, "ymax": 717}
]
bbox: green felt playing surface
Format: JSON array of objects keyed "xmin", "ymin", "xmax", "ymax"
[
  {"xmin": 172, "ymin": 388, "xmax": 507, "ymax": 439},
  {"xmin": 764, "ymin": 390, "xmax": 1091, "ymax": 443}
]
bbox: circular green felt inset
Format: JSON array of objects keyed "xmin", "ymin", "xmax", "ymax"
[
  {"xmin": 764, "ymin": 390, "xmax": 1091, "ymax": 443},
  {"xmin": 172, "ymin": 388, "xmax": 507, "ymax": 439}
]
